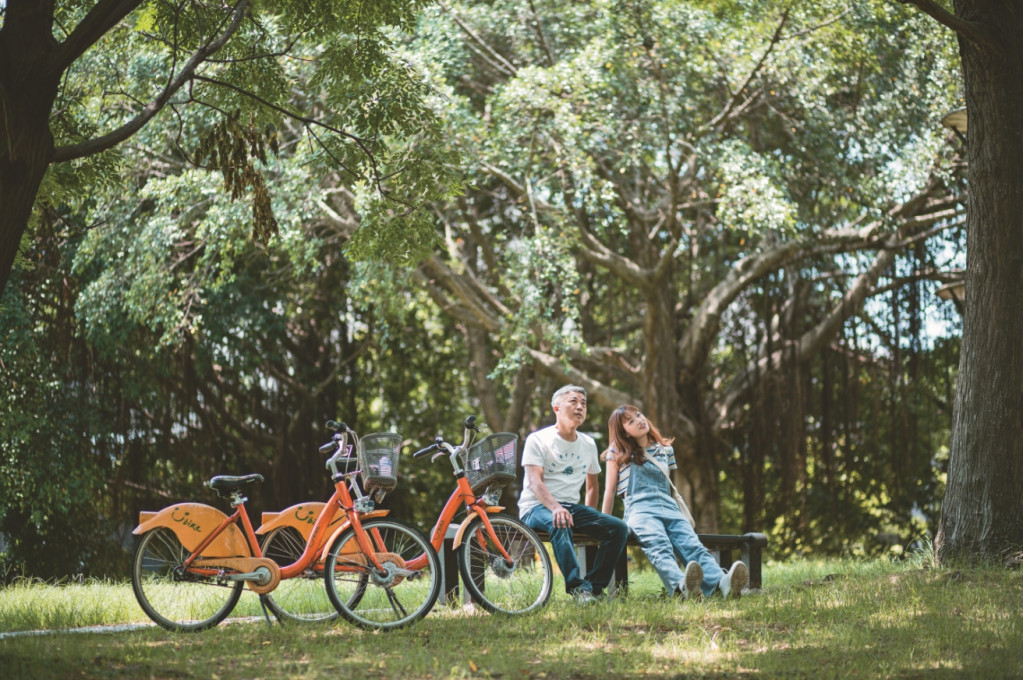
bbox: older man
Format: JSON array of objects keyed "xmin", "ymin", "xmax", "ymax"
[{"xmin": 518, "ymin": 385, "xmax": 629, "ymax": 604}]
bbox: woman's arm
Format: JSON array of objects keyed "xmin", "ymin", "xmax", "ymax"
[
  {"xmin": 585, "ymin": 473, "xmax": 600, "ymax": 508},
  {"xmin": 601, "ymin": 458, "xmax": 619, "ymax": 515}
]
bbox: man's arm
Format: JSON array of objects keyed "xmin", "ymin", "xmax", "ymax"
[{"xmin": 525, "ymin": 464, "xmax": 574, "ymax": 528}]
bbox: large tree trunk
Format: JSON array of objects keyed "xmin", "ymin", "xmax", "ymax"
[
  {"xmin": 0, "ymin": 2, "xmax": 61, "ymax": 294},
  {"xmin": 936, "ymin": 1, "xmax": 1023, "ymax": 564},
  {"xmin": 649, "ymin": 288, "xmax": 721, "ymax": 532}
]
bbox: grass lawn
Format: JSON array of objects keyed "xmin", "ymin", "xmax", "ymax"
[{"xmin": 1, "ymin": 556, "xmax": 1021, "ymax": 679}]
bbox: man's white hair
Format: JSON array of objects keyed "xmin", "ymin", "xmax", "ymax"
[{"xmin": 551, "ymin": 385, "xmax": 587, "ymax": 409}]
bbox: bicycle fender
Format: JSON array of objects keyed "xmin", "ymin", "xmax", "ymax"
[
  {"xmin": 320, "ymin": 510, "xmax": 390, "ymax": 554},
  {"xmin": 256, "ymin": 502, "xmax": 347, "ymax": 540},
  {"xmin": 450, "ymin": 506, "xmax": 506, "ymax": 549},
  {"xmin": 133, "ymin": 503, "xmax": 250, "ymax": 557}
]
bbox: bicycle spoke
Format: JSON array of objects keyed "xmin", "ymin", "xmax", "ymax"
[{"xmin": 261, "ymin": 527, "xmax": 339, "ymax": 622}]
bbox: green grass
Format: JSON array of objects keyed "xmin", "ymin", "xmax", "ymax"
[{"xmin": 2, "ymin": 557, "xmax": 1022, "ymax": 679}]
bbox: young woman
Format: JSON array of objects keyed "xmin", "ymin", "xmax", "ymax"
[{"xmin": 601, "ymin": 405, "xmax": 748, "ymax": 600}]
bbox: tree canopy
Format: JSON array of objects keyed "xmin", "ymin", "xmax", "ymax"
[
  {"xmin": 0, "ymin": 0, "xmax": 457, "ymax": 297},
  {"xmin": 396, "ymin": 0, "xmax": 964, "ymax": 540}
]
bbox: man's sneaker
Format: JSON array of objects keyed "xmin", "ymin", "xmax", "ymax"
[
  {"xmin": 572, "ymin": 588, "xmax": 597, "ymax": 606},
  {"xmin": 678, "ymin": 561, "xmax": 704, "ymax": 601},
  {"xmin": 719, "ymin": 561, "xmax": 749, "ymax": 599}
]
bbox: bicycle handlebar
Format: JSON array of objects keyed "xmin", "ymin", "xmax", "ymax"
[
  {"xmin": 411, "ymin": 415, "xmax": 483, "ymax": 464},
  {"xmin": 412, "ymin": 438, "xmax": 440, "ymax": 459},
  {"xmin": 326, "ymin": 420, "xmax": 350, "ymax": 434},
  {"xmin": 320, "ymin": 420, "xmax": 359, "ymax": 474},
  {"xmin": 319, "ymin": 420, "xmax": 352, "ymax": 452}
]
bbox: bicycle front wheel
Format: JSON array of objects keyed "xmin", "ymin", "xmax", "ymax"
[
  {"xmin": 323, "ymin": 518, "xmax": 441, "ymax": 630},
  {"xmin": 457, "ymin": 514, "xmax": 553, "ymax": 615},
  {"xmin": 260, "ymin": 527, "xmax": 338, "ymax": 623},
  {"xmin": 131, "ymin": 527, "xmax": 243, "ymax": 632}
]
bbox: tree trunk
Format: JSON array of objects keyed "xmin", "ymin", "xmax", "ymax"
[
  {"xmin": 937, "ymin": 1, "xmax": 1023, "ymax": 564},
  {"xmin": 0, "ymin": 3, "xmax": 61, "ymax": 294},
  {"xmin": 640, "ymin": 279, "xmax": 721, "ymax": 532}
]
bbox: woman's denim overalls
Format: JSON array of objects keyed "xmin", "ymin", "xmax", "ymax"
[{"xmin": 623, "ymin": 448, "xmax": 724, "ymax": 597}]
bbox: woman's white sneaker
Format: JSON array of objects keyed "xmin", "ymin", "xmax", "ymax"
[
  {"xmin": 719, "ymin": 561, "xmax": 749, "ymax": 599},
  {"xmin": 677, "ymin": 561, "xmax": 703, "ymax": 601}
]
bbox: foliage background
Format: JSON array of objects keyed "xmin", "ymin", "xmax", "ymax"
[{"xmin": 0, "ymin": 0, "xmax": 966, "ymax": 579}]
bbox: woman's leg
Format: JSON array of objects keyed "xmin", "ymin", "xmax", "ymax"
[
  {"xmin": 628, "ymin": 512, "xmax": 686, "ymax": 593},
  {"xmin": 663, "ymin": 516, "xmax": 725, "ymax": 597}
]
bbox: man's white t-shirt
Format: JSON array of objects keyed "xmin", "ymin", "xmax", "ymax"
[{"xmin": 517, "ymin": 425, "xmax": 601, "ymax": 517}]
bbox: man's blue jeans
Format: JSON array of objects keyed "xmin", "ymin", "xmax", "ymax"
[{"xmin": 522, "ymin": 503, "xmax": 629, "ymax": 596}]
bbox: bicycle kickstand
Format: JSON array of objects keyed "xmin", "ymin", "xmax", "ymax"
[{"xmin": 258, "ymin": 594, "xmax": 283, "ymax": 627}]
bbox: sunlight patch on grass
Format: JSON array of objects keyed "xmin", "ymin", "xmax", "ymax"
[{"xmin": 0, "ymin": 577, "xmax": 144, "ymax": 632}]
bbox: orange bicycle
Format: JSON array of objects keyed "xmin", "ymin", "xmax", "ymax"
[
  {"xmin": 256, "ymin": 424, "xmax": 407, "ymax": 623},
  {"xmin": 131, "ymin": 421, "xmax": 441, "ymax": 631},
  {"xmin": 408, "ymin": 416, "xmax": 553, "ymax": 615}
]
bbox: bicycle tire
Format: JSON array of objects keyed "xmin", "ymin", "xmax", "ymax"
[
  {"xmin": 323, "ymin": 518, "xmax": 441, "ymax": 630},
  {"xmin": 456, "ymin": 514, "xmax": 553, "ymax": 615},
  {"xmin": 131, "ymin": 527, "xmax": 243, "ymax": 632},
  {"xmin": 260, "ymin": 527, "xmax": 339, "ymax": 623}
]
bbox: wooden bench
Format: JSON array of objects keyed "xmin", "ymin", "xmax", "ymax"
[
  {"xmin": 440, "ymin": 525, "xmax": 766, "ymax": 601},
  {"xmin": 534, "ymin": 530, "xmax": 768, "ymax": 594}
]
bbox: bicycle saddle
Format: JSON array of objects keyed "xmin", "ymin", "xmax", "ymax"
[{"xmin": 207, "ymin": 474, "xmax": 264, "ymax": 493}]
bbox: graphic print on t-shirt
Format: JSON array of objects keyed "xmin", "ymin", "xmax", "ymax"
[{"xmin": 546, "ymin": 440, "xmax": 587, "ymax": 477}]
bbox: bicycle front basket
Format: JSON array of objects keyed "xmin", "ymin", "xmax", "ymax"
[
  {"xmin": 460, "ymin": 433, "xmax": 518, "ymax": 493},
  {"xmin": 358, "ymin": 432, "xmax": 402, "ymax": 492}
]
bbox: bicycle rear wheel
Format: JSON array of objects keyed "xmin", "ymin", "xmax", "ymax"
[
  {"xmin": 131, "ymin": 527, "xmax": 243, "ymax": 632},
  {"xmin": 323, "ymin": 518, "xmax": 441, "ymax": 630},
  {"xmin": 260, "ymin": 527, "xmax": 338, "ymax": 622},
  {"xmin": 457, "ymin": 514, "xmax": 553, "ymax": 615}
]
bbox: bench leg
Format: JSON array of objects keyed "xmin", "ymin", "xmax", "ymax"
[
  {"xmin": 614, "ymin": 545, "xmax": 628, "ymax": 595},
  {"xmin": 580, "ymin": 544, "xmax": 597, "ymax": 579},
  {"xmin": 442, "ymin": 535, "xmax": 461, "ymax": 603},
  {"xmin": 578, "ymin": 544, "xmax": 628, "ymax": 596},
  {"xmin": 743, "ymin": 545, "xmax": 762, "ymax": 590}
]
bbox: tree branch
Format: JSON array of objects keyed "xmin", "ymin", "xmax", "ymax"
[
  {"xmin": 50, "ymin": 0, "xmax": 144, "ymax": 76},
  {"xmin": 526, "ymin": 0, "xmax": 555, "ymax": 67},
  {"xmin": 711, "ymin": 180, "xmax": 957, "ymax": 432},
  {"xmin": 703, "ymin": 7, "xmax": 790, "ymax": 132},
  {"xmin": 526, "ymin": 348, "xmax": 634, "ymax": 411},
  {"xmin": 895, "ymin": 0, "xmax": 998, "ymax": 49},
  {"xmin": 437, "ymin": 1, "xmax": 517, "ymax": 77},
  {"xmin": 416, "ymin": 255, "xmax": 506, "ymax": 332},
  {"xmin": 52, "ymin": 0, "xmax": 250, "ymax": 162}
]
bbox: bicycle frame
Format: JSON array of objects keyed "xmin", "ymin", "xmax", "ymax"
[{"xmin": 404, "ymin": 428, "xmax": 514, "ymax": 573}]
